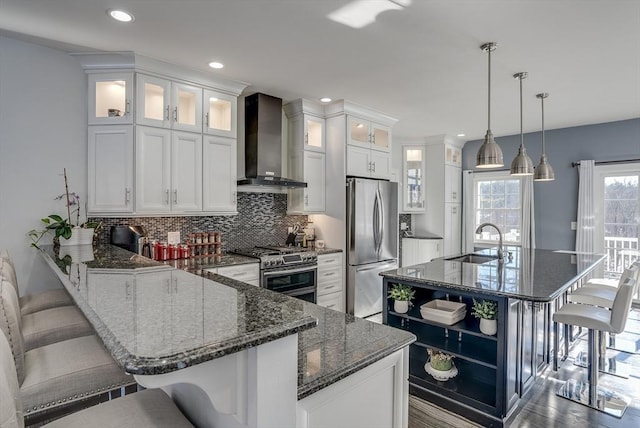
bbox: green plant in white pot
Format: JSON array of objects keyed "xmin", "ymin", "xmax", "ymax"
[
  {"xmin": 27, "ymin": 169, "xmax": 101, "ymax": 248},
  {"xmin": 388, "ymin": 283, "xmax": 415, "ymax": 313},
  {"xmin": 471, "ymin": 298, "xmax": 498, "ymax": 335}
]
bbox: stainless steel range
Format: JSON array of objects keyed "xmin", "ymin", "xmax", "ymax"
[{"xmin": 232, "ymin": 246, "xmax": 318, "ymax": 303}]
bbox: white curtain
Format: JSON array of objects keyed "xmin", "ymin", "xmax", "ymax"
[
  {"xmin": 576, "ymin": 160, "xmax": 596, "ymax": 253},
  {"xmin": 462, "ymin": 170, "xmax": 475, "ymax": 253},
  {"xmin": 521, "ymin": 175, "xmax": 535, "ymax": 248}
]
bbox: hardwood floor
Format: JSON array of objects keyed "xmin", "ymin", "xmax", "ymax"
[{"xmin": 409, "ymin": 308, "xmax": 640, "ymax": 428}]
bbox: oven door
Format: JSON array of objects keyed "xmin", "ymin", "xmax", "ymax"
[{"xmin": 262, "ymin": 264, "xmax": 317, "ymax": 303}]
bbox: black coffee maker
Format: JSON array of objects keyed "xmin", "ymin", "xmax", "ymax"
[{"xmin": 110, "ymin": 225, "xmax": 149, "ymax": 255}]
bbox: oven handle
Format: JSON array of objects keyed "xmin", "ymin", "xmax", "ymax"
[{"xmin": 263, "ymin": 265, "xmax": 317, "ymax": 277}]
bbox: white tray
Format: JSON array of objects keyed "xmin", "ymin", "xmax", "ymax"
[{"xmin": 420, "ymin": 300, "xmax": 466, "ymax": 325}]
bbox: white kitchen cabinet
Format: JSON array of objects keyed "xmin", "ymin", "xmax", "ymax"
[
  {"xmin": 203, "ymin": 89, "xmax": 236, "ymax": 138},
  {"xmin": 88, "ymin": 72, "xmax": 133, "ymax": 125},
  {"xmin": 444, "ymin": 203, "xmax": 461, "ymax": 256},
  {"xmin": 444, "ymin": 164, "xmax": 461, "ymax": 203},
  {"xmin": 346, "ymin": 116, "xmax": 392, "ymax": 179},
  {"xmin": 401, "ymin": 145, "xmax": 425, "ymax": 212},
  {"xmin": 316, "ymin": 253, "xmax": 344, "ymax": 312},
  {"xmin": 136, "ymin": 74, "xmax": 202, "ymax": 133},
  {"xmin": 412, "ymin": 135, "xmax": 464, "ymax": 257},
  {"xmin": 347, "ymin": 116, "xmax": 391, "ymax": 152},
  {"xmin": 88, "ymin": 125, "xmax": 134, "ymax": 214},
  {"xmin": 135, "ymin": 126, "xmax": 202, "ymax": 213},
  {"xmin": 202, "ymin": 135, "xmax": 238, "ymax": 213},
  {"xmin": 209, "ymin": 263, "xmax": 260, "ymax": 287},
  {"xmin": 401, "ymin": 238, "xmax": 442, "ymax": 267},
  {"xmin": 285, "ymin": 99, "xmax": 327, "ymax": 214},
  {"xmin": 288, "ymin": 151, "xmax": 326, "ymax": 214},
  {"xmin": 297, "ymin": 347, "xmax": 408, "ymax": 428}
]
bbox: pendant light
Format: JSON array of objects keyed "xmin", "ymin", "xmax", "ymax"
[
  {"xmin": 534, "ymin": 92, "xmax": 555, "ymax": 181},
  {"xmin": 476, "ymin": 42, "xmax": 504, "ymax": 169},
  {"xmin": 510, "ymin": 72, "xmax": 534, "ymax": 175}
]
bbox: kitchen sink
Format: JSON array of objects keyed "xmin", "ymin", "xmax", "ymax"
[{"xmin": 445, "ymin": 254, "xmax": 499, "ymax": 264}]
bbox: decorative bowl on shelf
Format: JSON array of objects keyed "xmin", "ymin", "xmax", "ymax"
[
  {"xmin": 424, "ymin": 360, "xmax": 458, "ymax": 381},
  {"xmin": 420, "ymin": 300, "xmax": 466, "ymax": 325}
]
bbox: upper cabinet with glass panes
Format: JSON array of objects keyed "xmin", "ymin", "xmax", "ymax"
[
  {"xmin": 136, "ymin": 74, "xmax": 202, "ymax": 133},
  {"xmin": 203, "ymin": 89, "xmax": 237, "ymax": 138},
  {"xmin": 88, "ymin": 72, "xmax": 134, "ymax": 125},
  {"xmin": 347, "ymin": 116, "xmax": 391, "ymax": 152}
]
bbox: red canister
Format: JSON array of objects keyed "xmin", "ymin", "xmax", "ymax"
[
  {"xmin": 160, "ymin": 243, "xmax": 169, "ymax": 261},
  {"xmin": 153, "ymin": 241, "xmax": 162, "ymax": 261},
  {"xmin": 182, "ymin": 244, "xmax": 190, "ymax": 259}
]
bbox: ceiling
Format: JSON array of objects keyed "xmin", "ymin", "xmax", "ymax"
[{"xmin": 1, "ymin": 0, "xmax": 639, "ymax": 141}]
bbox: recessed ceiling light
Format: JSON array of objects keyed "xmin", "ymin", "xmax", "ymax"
[
  {"xmin": 320, "ymin": 97, "xmax": 332, "ymax": 103},
  {"xmin": 208, "ymin": 61, "xmax": 224, "ymax": 69},
  {"xmin": 457, "ymin": 133, "xmax": 466, "ymax": 137},
  {"xmin": 107, "ymin": 9, "xmax": 134, "ymax": 23}
]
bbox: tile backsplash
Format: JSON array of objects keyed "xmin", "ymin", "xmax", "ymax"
[{"xmin": 90, "ymin": 193, "xmax": 308, "ymax": 252}]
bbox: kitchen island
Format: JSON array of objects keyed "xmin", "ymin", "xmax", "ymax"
[
  {"xmin": 380, "ymin": 247, "xmax": 605, "ymax": 427},
  {"xmin": 40, "ymin": 244, "xmax": 415, "ymax": 428}
]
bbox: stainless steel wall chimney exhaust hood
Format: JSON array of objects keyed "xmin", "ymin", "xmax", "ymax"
[{"xmin": 238, "ymin": 93, "xmax": 307, "ymax": 189}]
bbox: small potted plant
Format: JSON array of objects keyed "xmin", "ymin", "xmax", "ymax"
[
  {"xmin": 388, "ymin": 283, "xmax": 415, "ymax": 313},
  {"xmin": 28, "ymin": 169, "xmax": 102, "ymax": 248},
  {"xmin": 471, "ymin": 298, "xmax": 498, "ymax": 335},
  {"xmin": 425, "ymin": 348, "xmax": 457, "ymax": 381}
]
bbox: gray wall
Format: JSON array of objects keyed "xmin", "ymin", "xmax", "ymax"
[{"xmin": 462, "ymin": 118, "xmax": 640, "ymax": 250}]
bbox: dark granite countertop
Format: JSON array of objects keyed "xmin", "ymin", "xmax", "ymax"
[
  {"xmin": 381, "ymin": 247, "xmax": 605, "ymax": 302},
  {"xmin": 41, "ymin": 244, "xmax": 414, "ymax": 398}
]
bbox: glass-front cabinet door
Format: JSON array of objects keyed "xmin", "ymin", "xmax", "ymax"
[
  {"xmin": 371, "ymin": 123, "xmax": 391, "ymax": 152},
  {"xmin": 304, "ymin": 114, "xmax": 325, "ymax": 152},
  {"xmin": 88, "ymin": 72, "xmax": 133, "ymax": 125},
  {"xmin": 136, "ymin": 74, "xmax": 171, "ymax": 128},
  {"xmin": 402, "ymin": 145, "xmax": 425, "ymax": 212},
  {"xmin": 171, "ymin": 83, "xmax": 202, "ymax": 133},
  {"xmin": 203, "ymin": 89, "xmax": 237, "ymax": 138},
  {"xmin": 348, "ymin": 116, "xmax": 371, "ymax": 148}
]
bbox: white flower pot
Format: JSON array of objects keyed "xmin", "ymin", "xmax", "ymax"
[
  {"xmin": 394, "ymin": 300, "xmax": 409, "ymax": 313},
  {"xmin": 59, "ymin": 227, "xmax": 94, "ymax": 246},
  {"xmin": 479, "ymin": 318, "xmax": 497, "ymax": 336}
]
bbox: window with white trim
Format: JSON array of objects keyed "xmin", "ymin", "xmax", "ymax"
[{"xmin": 474, "ymin": 171, "xmax": 522, "ymax": 245}]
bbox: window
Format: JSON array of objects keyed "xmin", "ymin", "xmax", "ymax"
[
  {"xmin": 474, "ymin": 171, "xmax": 522, "ymax": 245},
  {"xmin": 594, "ymin": 164, "xmax": 639, "ymax": 281}
]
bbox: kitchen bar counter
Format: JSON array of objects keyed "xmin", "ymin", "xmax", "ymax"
[
  {"xmin": 380, "ymin": 247, "xmax": 605, "ymax": 427},
  {"xmin": 41, "ymin": 244, "xmax": 414, "ymax": 409}
]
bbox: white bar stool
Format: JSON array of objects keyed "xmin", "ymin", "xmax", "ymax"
[
  {"xmin": 552, "ymin": 275, "xmax": 636, "ymax": 417},
  {"xmin": 568, "ymin": 264, "xmax": 640, "ymax": 376}
]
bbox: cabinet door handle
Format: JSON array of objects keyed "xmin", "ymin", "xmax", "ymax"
[
  {"xmin": 304, "ymin": 194, "xmax": 309, "ymax": 206},
  {"xmin": 371, "ymin": 133, "xmax": 375, "ymax": 145},
  {"xmin": 323, "ymin": 259, "xmax": 336, "ymax": 264},
  {"xmin": 205, "ymin": 112, "xmax": 210, "ymax": 128},
  {"xmin": 327, "ymin": 304, "xmax": 337, "ymax": 309},
  {"xmin": 452, "ymin": 191, "xmax": 457, "ymax": 200},
  {"xmin": 232, "ymin": 192, "xmax": 237, "ymax": 204},
  {"xmin": 125, "ymin": 188, "xmax": 131, "ymax": 204},
  {"xmin": 323, "ymin": 272, "xmax": 336, "ymax": 277},
  {"xmin": 125, "ymin": 100, "xmax": 131, "ymax": 116},
  {"xmin": 165, "ymin": 189, "xmax": 170, "ymax": 205},
  {"xmin": 165, "ymin": 105, "xmax": 170, "ymax": 121},
  {"xmin": 372, "ymin": 161, "xmax": 376, "ymax": 172},
  {"xmin": 174, "ymin": 189, "xmax": 178, "ymax": 204},
  {"xmin": 304, "ymin": 133, "xmax": 309, "ymax": 145},
  {"xmin": 323, "ymin": 284, "xmax": 336, "ymax": 290},
  {"xmin": 173, "ymin": 107, "xmax": 178, "ymax": 122}
]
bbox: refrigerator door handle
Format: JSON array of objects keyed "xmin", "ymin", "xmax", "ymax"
[
  {"xmin": 373, "ymin": 191, "xmax": 380, "ymax": 252},
  {"xmin": 356, "ymin": 262, "xmax": 397, "ymax": 272},
  {"xmin": 377, "ymin": 188, "xmax": 385, "ymax": 253}
]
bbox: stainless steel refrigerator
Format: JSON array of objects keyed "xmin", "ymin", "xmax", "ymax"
[{"xmin": 346, "ymin": 177, "xmax": 398, "ymax": 318}]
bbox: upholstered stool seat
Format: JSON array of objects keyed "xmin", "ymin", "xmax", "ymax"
[
  {"xmin": 552, "ymin": 274, "xmax": 636, "ymax": 418},
  {"xmin": 1, "ymin": 331, "xmax": 194, "ymax": 428},
  {"xmin": 0, "ymin": 278, "xmax": 135, "ymax": 420},
  {"xmin": 1, "ymin": 255, "xmax": 73, "ymax": 315}
]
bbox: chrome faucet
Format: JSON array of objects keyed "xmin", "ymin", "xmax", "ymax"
[{"xmin": 475, "ymin": 222, "xmax": 504, "ymax": 262}]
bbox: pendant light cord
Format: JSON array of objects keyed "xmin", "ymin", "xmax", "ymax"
[
  {"xmin": 541, "ymin": 95, "xmax": 546, "ymax": 154},
  {"xmin": 487, "ymin": 47, "xmax": 491, "ymax": 130},
  {"xmin": 519, "ymin": 76, "xmax": 524, "ymax": 148}
]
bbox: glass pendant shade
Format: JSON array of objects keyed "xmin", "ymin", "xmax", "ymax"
[
  {"xmin": 476, "ymin": 42, "xmax": 504, "ymax": 168},
  {"xmin": 510, "ymin": 72, "xmax": 533, "ymax": 175},
  {"xmin": 534, "ymin": 92, "xmax": 555, "ymax": 181}
]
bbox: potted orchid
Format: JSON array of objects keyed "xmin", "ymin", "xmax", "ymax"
[{"xmin": 28, "ymin": 169, "xmax": 102, "ymax": 248}]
